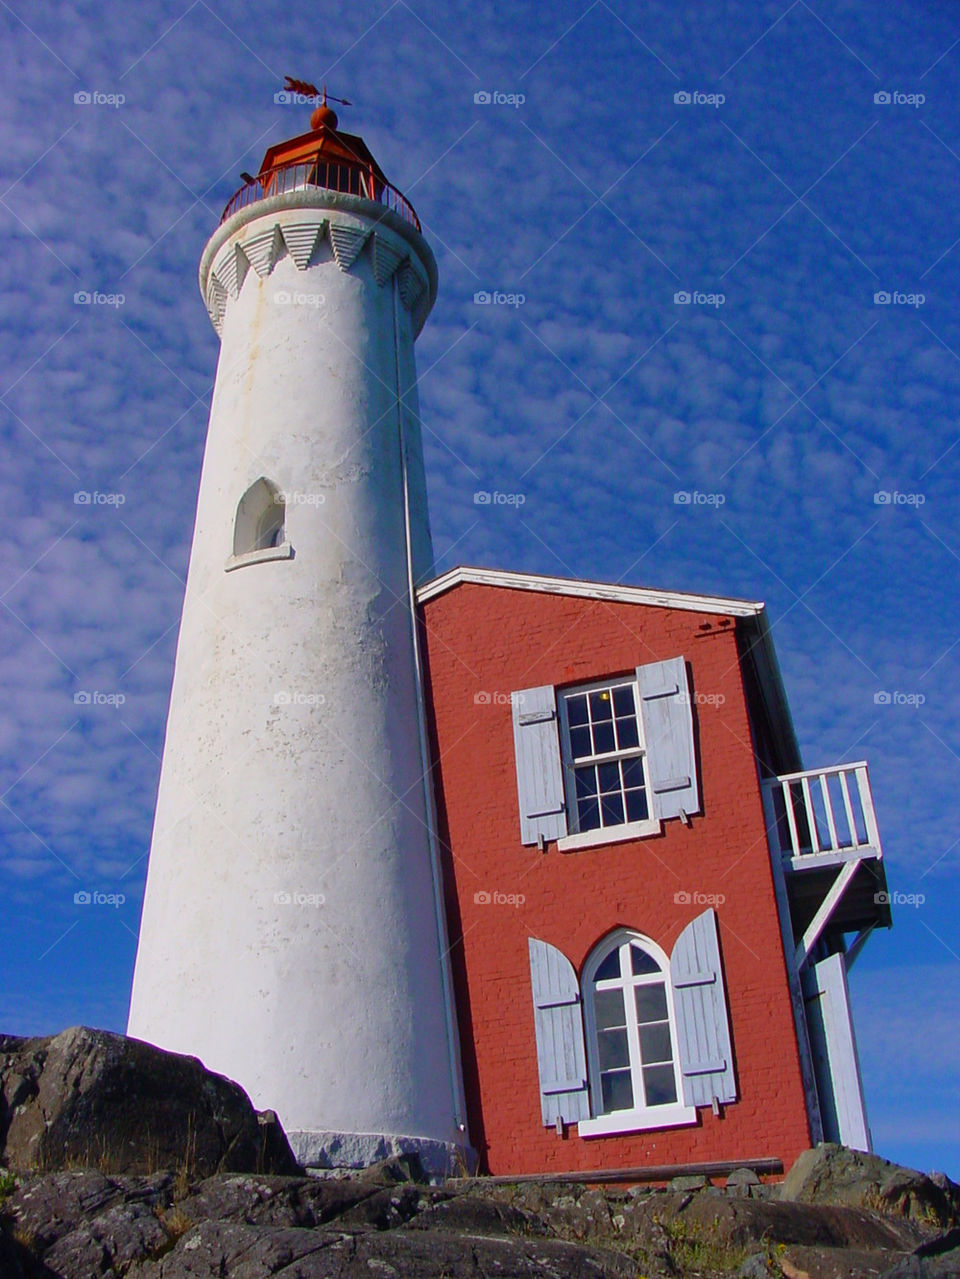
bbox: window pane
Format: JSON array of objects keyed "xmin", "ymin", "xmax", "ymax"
[
  {"xmin": 569, "ymin": 726, "xmax": 591, "ymax": 760},
  {"xmin": 575, "ymin": 765, "xmax": 597, "ymax": 799},
  {"xmin": 589, "ymin": 690, "xmax": 613, "ymax": 722},
  {"xmin": 592, "ymin": 720, "xmax": 615, "ymax": 755},
  {"xmin": 597, "ymin": 761, "xmax": 620, "ymax": 794},
  {"xmin": 612, "ymin": 685, "xmax": 635, "ymax": 717},
  {"xmin": 639, "ymin": 1022, "xmax": 673, "ymax": 1065},
  {"xmin": 622, "ymin": 757, "xmax": 645, "ymax": 788},
  {"xmin": 635, "ymin": 983, "xmax": 669, "ymax": 1024},
  {"xmin": 630, "ymin": 944, "xmax": 660, "ymax": 976},
  {"xmin": 600, "ymin": 1069, "xmax": 634, "ymax": 1113},
  {"xmin": 625, "ymin": 789, "xmax": 649, "ymax": 823},
  {"xmin": 598, "ymin": 1027, "xmax": 630, "ymax": 1071},
  {"xmin": 600, "ymin": 793, "xmax": 624, "ymax": 827},
  {"xmin": 593, "ymin": 948, "xmax": 621, "ymax": 982},
  {"xmin": 594, "ymin": 987, "xmax": 626, "ymax": 1031},
  {"xmin": 615, "ymin": 716, "xmax": 639, "ymax": 750},
  {"xmin": 566, "ymin": 694, "xmax": 588, "ymax": 727},
  {"xmin": 577, "ymin": 797, "xmax": 600, "ymax": 831},
  {"xmin": 642, "ymin": 1064, "xmax": 678, "ymax": 1107}
]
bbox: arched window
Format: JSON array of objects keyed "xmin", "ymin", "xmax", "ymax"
[
  {"xmin": 233, "ymin": 477, "xmax": 285, "ymax": 556},
  {"xmin": 582, "ymin": 931, "xmax": 683, "ymax": 1119}
]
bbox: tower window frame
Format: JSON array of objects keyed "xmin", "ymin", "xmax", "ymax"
[{"xmin": 226, "ymin": 476, "xmax": 294, "ymax": 571}]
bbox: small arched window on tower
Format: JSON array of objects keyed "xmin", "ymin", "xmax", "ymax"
[{"xmin": 225, "ymin": 477, "xmax": 294, "ymax": 571}]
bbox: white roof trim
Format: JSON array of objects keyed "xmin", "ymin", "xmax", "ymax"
[{"xmin": 416, "ymin": 566, "xmax": 764, "ymax": 617}]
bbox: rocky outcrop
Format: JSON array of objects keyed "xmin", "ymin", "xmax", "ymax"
[
  {"xmin": 0, "ymin": 1028, "xmax": 298, "ymax": 1178},
  {"xmin": 2, "ymin": 1032, "xmax": 959, "ymax": 1276},
  {"xmin": 779, "ymin": 1143, "xmax": 960, "ymax": 1231},
  {"xmin": 1, "ymin": 1152, "xmax": 959, "ymax": 1278}
]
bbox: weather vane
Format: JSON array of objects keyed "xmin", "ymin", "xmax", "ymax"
[{"xmin": 282, "ymin": 77, "xmax": 353, "ymax": 108}]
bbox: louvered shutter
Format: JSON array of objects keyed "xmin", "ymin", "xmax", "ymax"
[
  {"xmin": 636, "ymin": 656, "xmax": 700, "ymax": 821},
  {"xmin": 670, "ymin": 908, "xmax": 737, "ymax": 1106},
  {"xmin": 528, "ymin": 938, "xmax": 590, "ymax": 1125},
  {"xmin": 512, "ymin": 686, "xmax": 567, "ymax": 844}
]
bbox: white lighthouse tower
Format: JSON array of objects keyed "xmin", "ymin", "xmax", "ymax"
[{"xmin": 127, "ymin": 91, "xmax": 468, "ymax": 1174}]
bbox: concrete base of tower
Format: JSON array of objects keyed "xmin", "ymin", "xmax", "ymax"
[{"xmin": 287, "ymin": 1129, "xmax": 477, "ymax": 1179}]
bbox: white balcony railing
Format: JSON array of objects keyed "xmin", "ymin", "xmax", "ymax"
[{"xmin": 762, "ymin": 763, "xmax": 882, "ymax": 862}]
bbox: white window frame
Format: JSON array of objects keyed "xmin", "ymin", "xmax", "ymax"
[
  {"xmin": 556, "ymin": 676, "xmax": 660, "ymax": 851},
  {"xmin": 578, "ymin": 929, "xmax": 696, "ymax": 1137}
]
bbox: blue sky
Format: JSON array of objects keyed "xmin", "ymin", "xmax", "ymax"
[{"xmin": 1, "ymin": 0, "xmax": 958, "ymax": 1177}]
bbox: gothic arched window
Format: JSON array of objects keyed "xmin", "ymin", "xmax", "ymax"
[
  {"xmin": 226, "ymin": 477, "xmax": 293, "ymax": 570},
  {"xmin": 582, "ymin": 930, "xmax": 683, "ymax": 1118},
  {"xmin": 233, "ymin": 477, "xmax": 285, "ymax": 556}
]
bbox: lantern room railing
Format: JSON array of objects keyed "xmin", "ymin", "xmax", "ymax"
[{"xmin": 220, "ymin": 158, "xmax": 421, "ymax": 230}]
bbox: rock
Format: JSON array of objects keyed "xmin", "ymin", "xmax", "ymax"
[
  {"xmin": 1, "ymin": 1168, "xmax": 639, "ymax": 1278},
  {"xmin": 728, "ymin": 1167, "xmax": 763, "ymax": 1195},
  {"xmin": 740, "ymin": 1254, "xmax": 779, "ymax": 1278},
  {"xmin": 780, "ymin": 1144, "xmax": 960, "ymax": 1231},
  {"xmin": 8, "ymin": 1170, "xmax": 173, "ymax": 1254},
  {"xmin": 405, "ymin": 1195, "xmax": 541, "ymax": 1237},
  {"xmin": 3, "ymin": 1138, "xmax": 960, "ymax": 1278},
  {"xmin": 357, "ymin": 1153, "xmax": 427, "ymax": 1184},
  {"xmin": 668, "ymin": 1172, "xmax": 710, "ymax": 1191},
  {"xmin": 880, "ymin": 1227, "xmax": 960, "ymax": 1278},
  {"xmin": 0, "ymin": 1027, "xmax": 299, "ymax": 1177},
  {"xmin": 42, "ymin": 1197, "xmax": 171, "ymax": 1276}
]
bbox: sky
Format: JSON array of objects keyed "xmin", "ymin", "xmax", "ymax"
[{"xmin": 0, "ymin": 0, "xmax": 957, "ymax": 1177}]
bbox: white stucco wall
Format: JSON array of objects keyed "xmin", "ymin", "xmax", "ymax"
[{"xmin": 127, "ymin": 194, "xmax": 464, "ymax": 1157}]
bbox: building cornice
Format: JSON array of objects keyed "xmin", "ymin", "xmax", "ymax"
[
  {"xmin": 198, "ymin": 192, "xmax": 436, "ymax": 337},
  {"xmin": 416, "ymin": 565, "xmax": 765, "ymax": 617}
]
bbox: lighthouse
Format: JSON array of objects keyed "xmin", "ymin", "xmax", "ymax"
[{"xmin": 127, "ymin": 91, "xmax": 469, "ymax": 1174}]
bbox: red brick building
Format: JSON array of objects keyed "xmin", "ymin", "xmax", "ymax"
[{"xmin": 419, "ymin": 566, "xmax": 890, "ymax": 1178}]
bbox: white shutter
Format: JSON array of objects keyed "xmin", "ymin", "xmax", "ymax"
[
  {"xmin": 511, "ymin": 686, "xmax": 567, "ymax": 844},
  {"xmin": 670, "ymin": 908, "xmax": 737, "ymax": 1106},
  {"xmin": 528, "ymin": 938, "xmax": 590, "ymax": 1125},
  {"xmin": 803, "ymin": 953, "xmax": 871, "ymax": 1151},
  {"xmin": 636, "ymin": 656, "xmax": 700, "ymax": 821}
]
